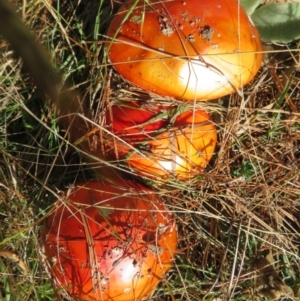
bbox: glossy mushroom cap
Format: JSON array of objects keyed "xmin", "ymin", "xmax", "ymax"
[
  {"xmin": 104, "ymin": 102, "xmax": 217, "ymax": 180},
  {"xmin": 42, "ymin": 180, "xmax": 178, "ymax": 301},
  {"xmin": 107, "ymin": 0, "xmax": 262, "ymax": 101}
]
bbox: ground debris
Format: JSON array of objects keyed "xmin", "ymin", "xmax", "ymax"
[{"xmin": 254, "ymin": 251, "xmax": 294, "ymax": 299}]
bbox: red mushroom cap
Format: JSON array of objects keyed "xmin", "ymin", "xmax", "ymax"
[
  {"xmin": 107, "ymin": 0, "xmax": 262, "ymax": 101},
  {"xmin": 104, "ymin": 103, "xmax": 217, "ymax": 180},
  {"xmin": 41, "ymin": 180, "xmax": 178, "ymax": 301}
]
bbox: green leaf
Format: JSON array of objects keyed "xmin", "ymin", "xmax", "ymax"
[
  {"xmin": 240, "ymin": 0, "xmax": 261, "ymax": 15},
  {"xmin": 251, "ymin": 3, "xmax": 300, "ymax": 43}
]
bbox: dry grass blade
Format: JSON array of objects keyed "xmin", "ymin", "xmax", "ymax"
[{"xmin": 0, "ymin": 249, "xmax": 28, "ymax": 279}]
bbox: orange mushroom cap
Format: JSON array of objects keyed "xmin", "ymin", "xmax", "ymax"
[
  {"xmin": 41, "ymin": 180, "xmax": 178, "ymax": 301},
  {"xmin": 104, "ymin": 102, "xmax": 217, "ymax": 180},
  {"xmin": 107, "ymin": 0, "xmax": 262, "ymax": 101}
]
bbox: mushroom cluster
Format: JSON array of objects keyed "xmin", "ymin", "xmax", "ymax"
[
  {"xmin": 98, "ymin": 0, "xmax": 262, "ymax": 181},
  {"xmin": 42, "ymin": 0, "xmax": 262, "ymax": 300}
]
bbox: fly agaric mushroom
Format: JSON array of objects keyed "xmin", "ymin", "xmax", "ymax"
[
  {"xmin": 103, "ymin": 102, "xmax": 217, "ymax": 181},
  {"xmin": 107, "ymin": 0, "xmax": 262, "ymax": 101},
  {"xmin": 41, "ymin": 180, "xmax": 177, "ymax": 301}
]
